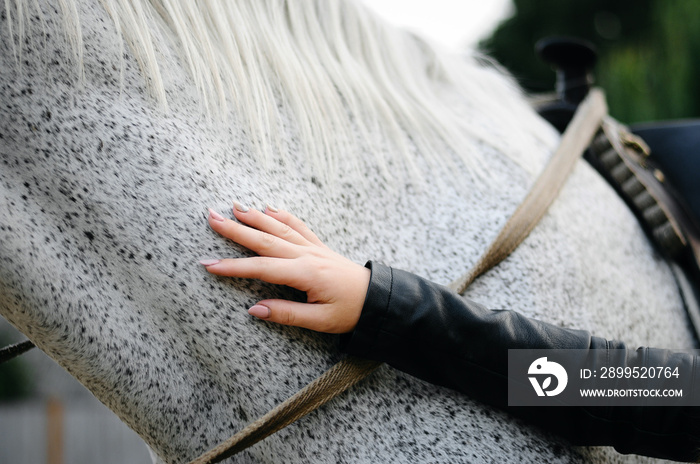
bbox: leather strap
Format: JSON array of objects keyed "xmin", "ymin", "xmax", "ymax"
[
  {"xmin": 187, "ymin": 88, "xmax": 608, "ymax": 464},
  {"xmin": 587, "ymin": 116, "xmax": 700, "ymax": 341},
  {"xmin": 189, "ymin": 356, "xmax": 380, "ymax": 463},
  {"xmin": 590, "ymin": 117, "xmax": 700, "ymax": 277},
  {"xmin": 450, "ymin": 88, "xmax": 607, "ymax": 293},
  {"xmin": 0, "ymin": 340, "xmax": 35, "ymax": 364}
]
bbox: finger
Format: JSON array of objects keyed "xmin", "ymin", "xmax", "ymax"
[
  {"xmin": 207, "ymin": 209, "xmax": 299, "ymax": 258},
  {"xmin": 264, "ymin": 206, "xmax": 327, "ymax": 248},
  {"xmin": 248, "ymin": 300, "xmax": 350, "ymax": 334},
  {"xmin": 231, "ymin": 201, "xmax": 309, "ymax": 246},
  {"xmin": 200, "ymin": 257, "xmax": 306, "ymax": 288}
]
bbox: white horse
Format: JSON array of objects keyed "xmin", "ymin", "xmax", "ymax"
[{"xmin": 1, "ymin": 1, "xmax": 695, "ymax": 462}]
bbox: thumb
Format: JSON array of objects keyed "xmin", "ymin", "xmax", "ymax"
[{"xmin": 248, "ymin": 300, "xmax": 349, "ymax": 334}]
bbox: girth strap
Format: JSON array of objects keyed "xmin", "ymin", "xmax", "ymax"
[{"xmin": 187, "ymin": 88, "xmax": 608, "ymax": 463}]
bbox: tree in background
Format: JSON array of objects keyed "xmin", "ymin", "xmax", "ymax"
[{"xmin": 480, "ymin": 0, "xmax": 700, "ymax": 123}]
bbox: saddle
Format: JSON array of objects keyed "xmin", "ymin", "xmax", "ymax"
[{"xmin": 536, "ymin": 37, "xmax": 700, "ymax": 340}]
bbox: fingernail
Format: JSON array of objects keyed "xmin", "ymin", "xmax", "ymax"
[
  {"xmin": 265, "ymin": 204, "xmax": 279, "ymax": 213},
  {"xmin": 208, "ymin": 209, "xmax": 225, "ymax": 222},
  {"xmin": 199, "ymin": 259, "xmax": 221, "ymax": 266},
  {"xmin": 248, "ymin": 304, "xmax": 271, "ymax": 319},
  {"xmin": 233, "ymin": 201, "xmax": 250, "ymax": 213}
]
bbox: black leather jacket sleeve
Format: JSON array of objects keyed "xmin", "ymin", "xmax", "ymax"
[{"xmin": 339, "ymin": 262, "xmax": 700, "ymax": 462}]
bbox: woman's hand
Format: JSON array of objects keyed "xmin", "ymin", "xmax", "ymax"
[{"xmin": 200, "ymin": 202, "xmax": 370, "ymax": 334}]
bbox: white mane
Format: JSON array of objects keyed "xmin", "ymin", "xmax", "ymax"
[{"xmin": 4, "ymin": 0, "xmax": 554, "ymax": 186}]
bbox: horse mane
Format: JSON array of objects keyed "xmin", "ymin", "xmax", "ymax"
[{"xmin": 4, "ymin": 0, "xmax": 555, "ymax": 186}]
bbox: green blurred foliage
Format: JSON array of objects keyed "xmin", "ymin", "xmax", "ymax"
[{"xmin": 480, "ymin": 0, "xmax": 700, "ymax": 123}]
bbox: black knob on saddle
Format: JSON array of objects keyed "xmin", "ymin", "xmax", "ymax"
[
  {"xmin": 535, "ymin": 36, "xmax": 598, "ymax": 133},
  {"xmin": 536, "ymin": 36, "xmax": 597, "ymax": 104}
]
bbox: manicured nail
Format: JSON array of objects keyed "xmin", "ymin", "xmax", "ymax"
[
  {"xmin": 208, "ymin": 209, "xmax": 225, "ymax": 222},
  {"xmin": 248, "ymin": 304, "xmax": 271, "ymax": 319},
  {"xmin": 233, "ymin": 201, "xmax": 249, "ymax": 213},
  {"xmin": 265, "ymin": 204, "xmax": 279, "ymax": 213},
  {"xmin": 199, "ymin": 259, "xmax": 221, "ymax": 266}
]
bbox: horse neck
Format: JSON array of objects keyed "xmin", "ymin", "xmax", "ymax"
[{"xmin": 0, "ymin": 1, "xmax": 582, "ymax": 462}]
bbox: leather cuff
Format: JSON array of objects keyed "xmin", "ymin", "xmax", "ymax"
[{"xmin": 338, "ymin": 261, "xmax": 392, "ymax": 358}]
